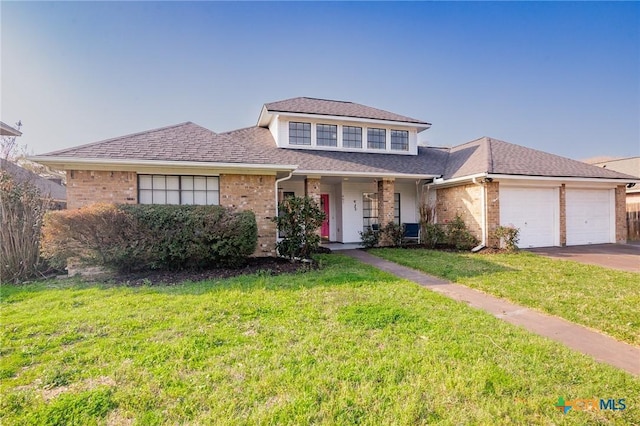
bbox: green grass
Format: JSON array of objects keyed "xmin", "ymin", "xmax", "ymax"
[
  {"xmin": 1, "ymin": 254, "xmax": 638, "ymax": 425},
  {"xmin": 370, "ymin": 249, "xmax": 640, "ymax": 346}
]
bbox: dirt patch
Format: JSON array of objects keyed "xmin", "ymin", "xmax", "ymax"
[{"xmin": 101, "ymin": 257, "xmax": 317, "ymax": 286}]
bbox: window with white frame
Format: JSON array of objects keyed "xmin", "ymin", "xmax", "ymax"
[
  {"xmin": 367, "ymin": 128, "xmax": 386, "ymax": 150},
  {"xmin": 343, "ymin": 126, "xmax": 362, "ymax": 148},
  {"xmin": 316, "ymin": 124, "xmax": 337, "ymax": 147},
  {"xmin": 138, "ymin": 175, "xmax": 219, "ymax": 205},
  {"xmin": 289, "ymin": 122, "xmax": 311, "ymax": 145},
  {"xmin": 390, "ymin": 130, "xmax": 409, "ymax": 151}
]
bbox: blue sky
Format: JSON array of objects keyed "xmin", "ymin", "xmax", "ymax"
[{"xmin": 1, "ymin": 1, "xmax": 638, "ymax": 160}]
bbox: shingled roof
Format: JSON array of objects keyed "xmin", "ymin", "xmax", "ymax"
[
  {"xmin": 34, "ymin": 123, "xmax": 635, "ymax": 181},
  {"xmin": 264, "ymin": 97, "xmax": 431, "ymax": 126},
  {"xmin": 443, "ymin": 137, "xmax": 636, "ymax": 180},
  {"xmin": 1, "ymin": 159, "xmax": 66, "ymax": 201}
]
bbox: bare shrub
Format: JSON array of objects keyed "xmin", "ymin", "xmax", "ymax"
[{"xmin": 0, "ymin": 171, "xmax": 51, "ymax": 283}]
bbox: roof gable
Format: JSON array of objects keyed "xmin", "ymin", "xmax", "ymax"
[{"xmin": 263, "ymin": 97, "xmax": 431, "ymax": 126}]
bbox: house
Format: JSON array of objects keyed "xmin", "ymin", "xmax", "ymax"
[
  {"xmin": 585, "ymin": 157, "xmax": 639, "ymax": 207},
  {"xmin": 1, "ymin": 159, "xmax": 67, "ymax": 208},
  {"xmin": 0, "ymin": 121, "xmax": 22, "ymax": 137},
  {"xmin": 29, "ymin": 97, "xmax": 637, "ymax": 254}
]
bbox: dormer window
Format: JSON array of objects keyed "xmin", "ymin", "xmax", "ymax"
[
  {"xmin": 289, "ymin": 122, "xmax": 311, "ymax": 145},
  {"xmin": 317, "ymin": 124, "xmax": 337, "ymax": 147},
  {"xmin": 391, "ymin": 130, "xmax": 409, "ymax": 151},
  {"xmin": 367, "ymin": 128, "xmax": 386, "ymax": 150},
  {"xmin": 343, "ymin": 126, "xmax": 362, "ymax": 148}
]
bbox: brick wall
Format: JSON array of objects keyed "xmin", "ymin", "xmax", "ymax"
[
  {"xmin": 220, "ymin": 174, "xmax": 276, "ymax": 256},
  {"xmin": 436, "ymin": 183, "xmax": 483, "ymax": 243},
  {"xmin": 304, "ymin": 178, "xmax": 321, "ymax": 205},
  {"xmin": 66, "ymin": 170, "xmax": 137, "ymax": 209},
  {"xmin": 377, "ymin": 179, "xmax": 395, "ymax": 246},
  {"xmin": 615, "ymin": 185, "xmax": 627, "ymax": 243},
  {"xmin": 559, "ymin": 184, "xmax": 567, "ymax": 246},
  {"xmin": 485, "ymin": 182, "xmax": 500, "ymax": 247}
]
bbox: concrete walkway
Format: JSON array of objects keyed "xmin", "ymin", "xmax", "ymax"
[{"xmin": 343, "ymin": 250, "xmax": 640, "ymax": 376}]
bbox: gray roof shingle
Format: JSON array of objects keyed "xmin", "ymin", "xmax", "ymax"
[
  {"xmin": 265, "ymin": 97, "xmax": 431, "ymax": 126},
  {"xmin": 444, "ymin": 137, "xmax": 636, "ymax": 180},
  {"xmin": 35, "ymin": 124, "xmax": 635, "ymax": 181}
]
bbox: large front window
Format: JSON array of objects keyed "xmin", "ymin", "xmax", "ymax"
[
  {"xmin": 362, "ymin": 192, "xmax": 400, "ymax": 231},
  {"xmin": 367, "ymin": 128, "xmax": 386, "ymax": 150},
  {"xmin": 390, "ymin": 130, "xmax": 409, "ymax": 151},
  {"xmin": 316, "ymin": 124, "xmax": 337, "ymax": 147},
  {"xmin": 289, "ymin": 122, "xmax": 311, "ymax": 145},
  {"xmin": 138, "ymin": 175, "xmax": 219, "ymax": 205}
]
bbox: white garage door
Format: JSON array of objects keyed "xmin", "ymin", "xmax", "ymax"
[
  {"xmin": 566, "ymin": 189, "xmax": 613, "ymax": 246},
  {"xmin": 500, "ymin": 187, "xmax": 558, "ymax": 248}
]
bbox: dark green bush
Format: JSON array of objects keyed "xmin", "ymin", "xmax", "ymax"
[
  {"xmin": 423, "ymin": 223, "xmax": 446, "ymax": 249},
  {"xmin": 379, "ymin": 222, "xmax": 405, "ymax": 247},
  {"xmin": 41, "ymin": 203, "xmax": 257, "ymax": 272},
  {"xmin": 273, "ymin": 196, "xmax": 325, "ymax": 260},
  {"xmin": 444, "ymin": 215, "xmax": 479, "ymax": 250},
  {"xmin": 359, "ymin": 227, "xmax": 379, "ymax": 248}
]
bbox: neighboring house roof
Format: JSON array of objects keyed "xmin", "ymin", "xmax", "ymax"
[
  {"xmin": 0, "ymin": 121, "xmax": 22, "ymax": 136},
  {"xmin": 0, "ymin": 158, "xmax": 66, "ymax": 201},
  {"xmin": 443, "ymin": 137, "xmax": 637, "ymax": 180},
  {"xmin": 264, "ymin": 97, "xmax": 431, "ymax": 126},
  {"xmin": 587, "ymin": 157, "xmax": 640, "ymax": 178}
]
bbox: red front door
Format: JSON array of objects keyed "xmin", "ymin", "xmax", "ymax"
[{"xmin": 320, "ymin": 194, "xmax": 330, "ymax": 239}]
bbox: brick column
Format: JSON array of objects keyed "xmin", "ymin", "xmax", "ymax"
[
  {"xmin": 559, "ymin": 184, "xmax": 567, "ymax": 246},
  {"xmin": 378, "ymin": 178, "xmax": 395, "ymax": 227},
  {"xmin": 304, "ymin": 177, "xmax": 321, "ymax": 206},
  {"xmin": 615, "ymin": 185, "xmax": 627, "ymax": 243},
  {"xmin": 220, "ymin": 174, "xmax": 276, "ymax": 256},
  {"xmin": 485, "ymin": 181, "xmax": 500, "ymax": 248},
  {"xmin": 305, "ymin": 177, "xmax": 322, "ymax": 236}
]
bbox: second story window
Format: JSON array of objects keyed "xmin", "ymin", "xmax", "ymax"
[
  {"xmin": 391, "ymin": 130, "xmax": 409, "ymax": 151},
  {"xmin": 367, "ymin": 128, "xmax": 386, "ymax": 150},
  {"xmin": 343, "ymin": 126, "xmax": 362, "ymax": 148},
  {"xmin": 317, "ymin": 124, "xmax": 337, "ymax": 147},
  {"xmin": 289, "ymin": 122, "xmax": 311, "ymax": 145}
]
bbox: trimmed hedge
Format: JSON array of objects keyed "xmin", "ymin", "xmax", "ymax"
[{"xmin": 41, "ymin": 203, "xmax": 257, "ymax": 272}]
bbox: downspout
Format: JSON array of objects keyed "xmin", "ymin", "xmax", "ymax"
[
  {"xmin": 472, "ymin": 177, "xmax": 487, "ymax": 246},
  {"xmin": 275, "ymin": 171, "xmax": 294, "ymax": 248}
]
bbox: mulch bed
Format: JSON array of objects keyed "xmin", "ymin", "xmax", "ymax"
[{"xmin": 103, "ymin": 257, "xmax": 317, "ymax": 286}]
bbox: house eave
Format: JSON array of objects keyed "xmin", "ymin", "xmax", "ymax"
[
  {"xmin": 28, "ymin": 156, "xmax": 298, "ymax": 175},
  {"xmin": 427, "ymin": 172, "xmax": 640, "ymax": 188},
  {"xmin": 294, "ymin": 169, "xmax": 439, "ymax": 180}
]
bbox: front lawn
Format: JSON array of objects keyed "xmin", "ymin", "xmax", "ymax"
[
  {"xmin": 370, "ymin": 249, "xmax": 640, "ymax": 346},
  {"xmin": 1, "ymin": 254, "xmax": 638, "ymax": 424}
]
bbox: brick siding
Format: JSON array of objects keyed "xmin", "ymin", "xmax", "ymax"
[
  {"xmin": 615, "ymin": 185, "xmax": 627, "ymax": 243},
  {"xmin": 485, "ymin": 181, "xmax": 500, "ymax": 247},
  {"xmin": 559, "ymin": 184, "xmax": 566, "ymax": 246},
  {"xmin": 66, "ymin": 170, "xmax": 137, "ymax": 209},
  {"xmin": 436, "ymin": 183, "xmax": 483, "ymax": 243},
  {"xmin": 220, "ymin": 174, "xmax": 277, "ymax": 256}
]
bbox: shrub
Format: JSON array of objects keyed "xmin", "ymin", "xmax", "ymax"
[
  {"xmin": 359, "ymin": 227, "xmax": 379, "ymax": 248},
  {"xmin": 379, "ymin": 222, "xmax": 405, "ymax": 247},
  {"xmin": 444, "ymin": 215, "xmax": 479, "ymax": 250},
  {"xmin": 423, "ymin": 223, "xmax": 446, "ymax": 249},
  {"xmin": 0, "ymin": 171, "xmax": 51, "ymax": 283},
  {"xmin": 273, "ymin": 196, "xmax": 325, "ymax": 260},
  {"xmin": 493, "ymin": 225, "xmax": 520, "ymax": 252},
  {"xmin": 41, "ymin": 204, "xmax": 257, "ymax": 273},
  {"xmin": 41, "ymin": 203, "xmax": 142, "ymax": 272}
]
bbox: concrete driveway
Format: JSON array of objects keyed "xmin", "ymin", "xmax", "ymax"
[{"xmin": 528, "ymin": 243, "xmax": 640, "ymax": 273}]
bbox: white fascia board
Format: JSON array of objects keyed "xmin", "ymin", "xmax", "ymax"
[
  {"xmin": 256, "ymin": 105, "xmax": 272, "ymax": 127},
  {"xmin": 427, "ymin": 172, "xmax": 639, "ymax": 188},
  {"xmin": 487, "ymin": 173, "xmax": 640, "ymax": 185},
  {"xmin": 294, "ymin": 169, "xmax": 439, "ymax": 180},
  {"xmin": 28, "ymin": 156, "xmax": 298, "ymax": 175},
  {"xmin": 270, "ymin": 111, "xmax": 431, "ymax": 132}
]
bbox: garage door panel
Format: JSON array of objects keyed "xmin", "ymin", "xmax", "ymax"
[
  {"xmin": 500, "ymin": 187, "xmax": 557, "ymax": 248},
  {"xmin": 566, "ymin": 189, "xmax": 612, "ymax": 246}
]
